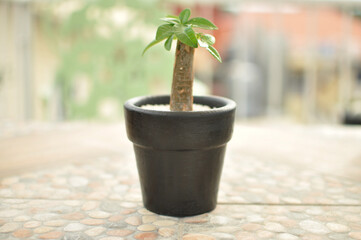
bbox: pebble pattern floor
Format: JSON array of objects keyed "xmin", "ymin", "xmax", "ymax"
[{"xmin": 1, "ymin": 150, "xmax": 361, "ymax": 239}]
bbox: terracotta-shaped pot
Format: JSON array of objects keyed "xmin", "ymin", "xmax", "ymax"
[{"xmin": 124, "ymin": 95, "xmax": 236, "ymax": 216}]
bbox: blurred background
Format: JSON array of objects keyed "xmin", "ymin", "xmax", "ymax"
[{"xmin": 1, "ymin": 0, "xmax": 361, "ymax": 124}]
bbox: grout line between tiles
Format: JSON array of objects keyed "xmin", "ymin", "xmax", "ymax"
[
  {"xmin": 218, "ymin": 202, "xmax": 361, "ymax": 207},
  {"xmin": 1, "ymin": 197, "xmax": 360, "ymax": 207},
  {"xmin": 177, "ymin": 222, "xmax": 185, "ymax": 240}
]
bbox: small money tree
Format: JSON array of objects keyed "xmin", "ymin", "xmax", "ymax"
[{"xmin": 143, "ymin": 8, "xmax": 221, "ymax": 111}]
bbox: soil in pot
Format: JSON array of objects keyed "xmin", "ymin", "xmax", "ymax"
[{"xmin": 141, "ymin": 103, "xmax": 212, "ymax": 111}]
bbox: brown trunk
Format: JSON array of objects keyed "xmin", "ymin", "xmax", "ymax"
[{"xmin": 170, "ymin": 40, "xmax": 195, "ymax": 111}]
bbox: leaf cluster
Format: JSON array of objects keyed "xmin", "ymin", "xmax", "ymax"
[{"xmin": 143, "ymin": 8, "xmax": 222, "ymax": 62}]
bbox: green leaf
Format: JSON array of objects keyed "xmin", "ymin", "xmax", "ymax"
[
  {"xmin": 179, "ymin": 8, "xmax": 191, "ymax": 24},
  {"xmin": 198, "ymin": 38, "xmax": 208, "ymax": 48},
  {"xmin": 184, "ymin": 27, "xmax": 197, "ymax": 46},
  {"xmin": 186, "ymin": 17, "xmax": 218, "ymax": 30},
  {"xmin": 142, "ymin": 38, "xmax": 164, "ymax": 55},
  {"xmin": 156, "ymin": 24, "xmax": 174, "ymax": 41},
  {"xmin": 201, "ymin": 34, "xmax": 215, "ymax": 45},
  {"xmin": 174, "ymin": 25, "xmax": 198, "ymax": 48},
  {"xmin": 166, "ymin": 14, "xmax": 179, "ymax": 19},
  {"xmin": 164, "ymin": 35, "xmax": 173, "ymax": 51},
  {"xmin": 206, "ymin": 45, "xmax": 222, "ymax": 62},
  {"xmin": 197, "ymin": 33, "xmax": 215, "ymax": 48},
  {"xmin": 160, "ymin": 17, "xmax": 179, "ymax": 24}
]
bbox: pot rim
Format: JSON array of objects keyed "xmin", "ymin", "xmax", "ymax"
[{"xmin": 124, "ymin": 95, "xmax": 236, "ymax": 116}]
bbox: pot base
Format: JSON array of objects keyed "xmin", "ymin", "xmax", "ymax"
[{"xmin": 134, "ymin": 145, "xmax": 226, "ymax": 217}]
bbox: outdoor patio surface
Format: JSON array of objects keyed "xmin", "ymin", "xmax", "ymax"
[{"xmin": 0, "ymin": 122, "xmax": 361, "ymax": 240}]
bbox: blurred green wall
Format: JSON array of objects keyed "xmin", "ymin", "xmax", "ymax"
[{"xmin": 39, "ymin": 0, "xmax": 174, "ymax": 120}]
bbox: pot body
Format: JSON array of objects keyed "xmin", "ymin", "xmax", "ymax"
[{"xmin": 124, "ymin": 95, "xmax": 236, "ymax": 216}]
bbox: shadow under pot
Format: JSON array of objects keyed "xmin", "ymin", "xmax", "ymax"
[{"xmin": 124, "ymin": 95, "xmax": 236, "ymax": 217}]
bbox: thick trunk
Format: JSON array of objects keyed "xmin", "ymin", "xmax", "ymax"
[{"xmin": 170, "ymin": 40, "xmax": 195, "ymax": 111}]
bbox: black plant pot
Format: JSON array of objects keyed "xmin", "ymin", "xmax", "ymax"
[
  {"xmin": 343, "ymin": 112, "xmax": 361, "ymax": 125},
  {"xmin": 124, "ymin": 95, "xmax": 236, "ymax": 217}
]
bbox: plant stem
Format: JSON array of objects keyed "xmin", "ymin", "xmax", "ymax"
[{"xmin": 170, "ymin": 40, "xmax": 195, "ymax": 111}]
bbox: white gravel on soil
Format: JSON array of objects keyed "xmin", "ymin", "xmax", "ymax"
[{"xmin": 140, "ymin": 104, "xmax": 212, "ymax": 111}]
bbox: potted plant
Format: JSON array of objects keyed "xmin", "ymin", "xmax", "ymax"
[{"xmin": 124, "ymin": 8, "xmax": 236, "ymax": 217}]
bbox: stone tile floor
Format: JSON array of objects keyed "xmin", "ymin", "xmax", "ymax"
[{"xmin": 0, "ymin": 122, "xmax": 361, "ymax": 239}]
